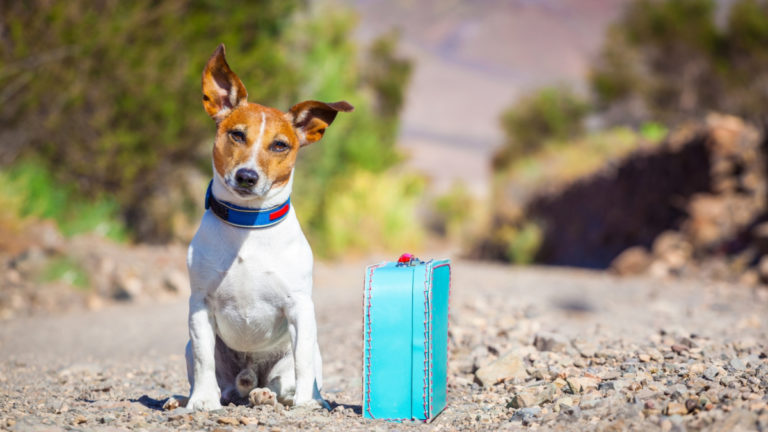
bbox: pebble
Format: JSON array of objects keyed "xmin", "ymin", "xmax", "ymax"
[
  {"xmin": 730, "ymin": 358, "xmax": 746, "ymax": 371},
  {"xmin": 704, "ymin": 366, "xmax": 720, "ymax": 381},
  {"xmin": 533, "ymin": 332, "xmax": 571, "ymax": 353},
  {"xmin": 572, "ymin": 340, "xmax": 598, "ymax": 358},
  {"xmin": 665, "ymin": 402, "xmax": 688, "ymax": 416},
  {"xmin": 162, "ymin": 397, "xmax": 180, "ymax": 411},
  {"xmin": 217, "ymin": 416, "xmax": 239, "ymax": 426},
  {"xmin": 512, "ymin": 406, "xmax": 542, "ymax": 421},
  {"xmin": 474, "ymin": 352, "xmax": 527, "ymax": 386},
  {"xmin": 2, "ymin": 259, "xmax": 767, "ymax": 432},
  {"xmin": 685, "ymin": 398, "xmax": 697, "ymax": 412}
]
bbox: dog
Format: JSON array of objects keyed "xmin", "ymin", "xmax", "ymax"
[{"xmin": 184, "ymin": 44, "xmax": 352, "ymax": 411}]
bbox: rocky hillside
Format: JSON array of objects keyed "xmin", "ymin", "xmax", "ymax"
[{"xmin": 479, "ymin": 114, "xmax": 768, "ymax": 284}]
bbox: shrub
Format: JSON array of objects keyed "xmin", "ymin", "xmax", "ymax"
[
  {"xmin": 493, "ymin": 86, "xmax": 590, "ymax": 169},
  {"xmin": 0, "ymin": 160, "xmax": 127, "ymax": 241},
  {"xmin": 0, "ymin": 1, "xmax": 416, "ymax": 255},
  {"xmin": 591, "ymin": 0, "xmax": 768, "ymax": 124},
  {"xmin": 315, "ymin": 170, "xmax": 425, "ymax": 257},
  {"xmin": 431, "ymin": 182, "xmax": 476, "ymax": 241}
]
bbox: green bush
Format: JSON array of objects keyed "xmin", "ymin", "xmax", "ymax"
[
  {"xmin": 0, "ymin": 160, "xmax": 127, "ymax": 241},
  {"xmin": 0, "ymin": 1, "xmax": 416, "ymax": 255},
  {"xmin": 591, "ymin": 0, "xmax": 768, "ymax": 124},
  {"xmin": 493, "ymin": 86, "xmax": 590, "ymax": 169}
]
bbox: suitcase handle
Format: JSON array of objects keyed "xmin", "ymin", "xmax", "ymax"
[{"xmin": 396, "ymin": 253, "xmax": 423, "ymax": 266}]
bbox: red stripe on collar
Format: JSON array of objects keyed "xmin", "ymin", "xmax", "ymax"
[{"xmin": 269, "ymin": 202, "xmax": 290, "ymax": 221}]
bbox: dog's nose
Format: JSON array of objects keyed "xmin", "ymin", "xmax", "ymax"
[{"xmin": 235, "ymin": 169, "xmax": 259, "ymax": 188}]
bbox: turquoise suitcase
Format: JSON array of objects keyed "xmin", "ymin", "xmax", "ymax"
[{"xmin": 363, "ymin": 255, "xmax": 451, "ymax": 422}]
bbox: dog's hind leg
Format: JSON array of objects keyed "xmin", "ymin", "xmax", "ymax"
[{"xmin": 214, "ymin": 335, "xmax": 248, "ymax": 404}]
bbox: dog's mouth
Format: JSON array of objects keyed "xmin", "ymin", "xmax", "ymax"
[{"xmin": 232, "ymin": 185, "xmax": 257, "ymax": 197}]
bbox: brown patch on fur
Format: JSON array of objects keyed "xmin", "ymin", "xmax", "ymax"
[
  {"xmin": 202, "ymin": 44, "xmax": 247, "ymax": 121},
  {"xmin": 288, "ymin": 100, "xmax": 354, "ymax": 147},
  {"xmin": 212, "ymin": 104, "xmax": 299, "ymax": 188},
  {"xmin": 203, "ymin": 44, "xmax": 354, "ymax": 191},
  {"xmin": 257, "ymin": 107, "xmax": 299, "ymax": 188}
]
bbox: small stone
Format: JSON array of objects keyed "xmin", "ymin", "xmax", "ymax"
[
  {"xmin": 73, "ymin": 415, "xmax": 86, "ymax": 425},
  {"xmin": 638, "ymin": 354, "xmax": 651, "ymax": 363},
  {"xmin": 578, "ymin": 377, "xmax": 600, "ymax": 392},
  {"xmin": 475, "ymin": 352, "xmax": 527, "ymax": 386},
  {"xmin": 163, "ymin": 397, "xmax": 179, "ymax": 411},
  {"xmin": 46, "ymin": 398, "xmax": 68, "ymax": 414},
  {"xmin": 730, "ymin": 358, "xmax": 746, "ymax": 371},
  {"xmin": 635, "ymin": 389, "xmax": 657, "ymax": 400},
  {"xmin": 533, "ymin": 332, "xmax": 570, "ymax": 353},
  {"xmin": 598, "ymin": 381, "xmax": 615, "ymax": 391},
  {"xmin": 704, "ymin": 366, "xmax": 719, "ymax": 381},
  {"xmin": 240, "ymin": 417, "xmax": 257, "ymax": 425},
  {"xmin": 671, "ymin": 344, "xmax": 688, "ymax": 354},
  {"xmin": 644, "ymin": 400, "xmax": 656, "ymax": 410},
  {"xmin": 566, "ymin": 377, "xmax": 582, "ymax": 394},
  {"xmin": 649, "ymin": 349, "xmax": 664, "ymax": 362},
  {"xmin": 507, "ymin": 385, "xmax": 555, "ymax": 409},
  {"xmin": 562, "ymin": 404, "xmax": 581, "ymax": 417},
  {"xmin": 515, "ymin": 406, "xmax": 541, "ymax": 419},
  {"xmin": 217, "ymin": 416, "xmax": 239, "ymax": 425},
  {"xmin": 611, "ymin": 246, "xmax": 652, "ymax": 275},
  {"xmin": 665, "ymin": 402, "xmax": 688, "ymax": 416},
  {"xmin": 685, "ymin": 398, "xmax": 698, "ymax": 413},
  {"xmin": 572, "ymin": 340, "xmax": 597, "ymax": 357},
  {"xmin": 508, "ymin": 391, "xmax": 536, "ymax": 409}
]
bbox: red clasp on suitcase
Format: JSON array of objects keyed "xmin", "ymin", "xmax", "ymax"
[{"xmin": 397, "ymin": 253, "xmax": 422, "ymax": 266}]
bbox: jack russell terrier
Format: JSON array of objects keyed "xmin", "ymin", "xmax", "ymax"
[{"xmin": 185, "ymin": 44, "xmax": 352, "ymax": 411}]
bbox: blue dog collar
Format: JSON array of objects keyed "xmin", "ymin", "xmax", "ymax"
[{"xmin": 204, "ymin": 180, "xmax": 291, "ymax": 228}]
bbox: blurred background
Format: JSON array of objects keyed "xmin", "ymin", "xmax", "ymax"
[{"xmin": 2, "ymin": 0, "xmax": 768, "ymax": 317}]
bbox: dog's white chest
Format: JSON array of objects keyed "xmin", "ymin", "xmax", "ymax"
[{"xmin": 188, "ymin": 210, "xmax": 313, "ymax": 353}]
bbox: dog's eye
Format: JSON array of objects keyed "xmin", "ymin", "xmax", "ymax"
[
  {"xmin": 269, "ymin": 140, "xmax": 290, "ymax": 153},
  {"xmin": 228, "ymin": 130, "xmax": 246, "ymax": 144}
]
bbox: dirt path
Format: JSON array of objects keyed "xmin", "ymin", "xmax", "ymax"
[{"xmin": 1, "ymin": 260, "xmax": 767, "ymax": 431}]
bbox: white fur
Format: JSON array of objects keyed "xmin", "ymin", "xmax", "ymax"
[{"xmin": 185, "ymin": 170, "xmax": 326, "ymax": 411}]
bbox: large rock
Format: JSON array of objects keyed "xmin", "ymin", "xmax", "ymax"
[
  {"xmin": 611, "ymin": 246, "xmax": 651, "ymax": 276},
  {"xmin": 474, "ymin": 352, "xmax": 527, "ymax": 386}
]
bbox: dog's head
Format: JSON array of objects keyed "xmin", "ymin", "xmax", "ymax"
[{"xmin": 202, "ymin": 44, "xmax": 353, "ymax": 199}]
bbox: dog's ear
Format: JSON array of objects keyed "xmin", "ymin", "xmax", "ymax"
[
  {"xmin": 287, "ymin": 100, "xmax": 354, "ymax": 146},
  {"xmin": 202, "ymin": 44, "xmax": 248, "ymax": 122}
]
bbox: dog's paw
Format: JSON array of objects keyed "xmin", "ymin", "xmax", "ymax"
[
  {"xmin": 248, "ymin": 387, "xmax": 277, "ymax": 407},
  {"xmin": 187, "ymin": 393, "xmax": 222, "ymax": 411}
]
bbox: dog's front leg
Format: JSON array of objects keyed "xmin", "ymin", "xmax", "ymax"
[
  {"xmin": 186, "ymin": 292, "xmax": 222, "ymax": 411},
  {"xmin": 287, "ymin": 294, "xmax": 327, "ymax": 409}
]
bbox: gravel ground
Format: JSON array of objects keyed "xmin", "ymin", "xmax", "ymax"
[{"xmin": 1, "ymin": 259, "xmax": 767, "ymax": 431}]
